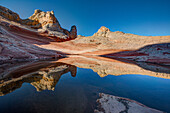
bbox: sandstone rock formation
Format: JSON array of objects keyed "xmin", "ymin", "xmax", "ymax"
[
  {"xmin": 0, "ymin": 25, "xmax": 63, "ymax": 62},
  {"xmin": 0, "ymin": 5, "xmax": 20, "ymax": 22},
  {"xmin": 0, "ymin": 5, "xmax": 78, "ymax": 62},
  {"xmin": 103, "ymin": 43, "xmax": 170, "ymax": 65},
  {"xmin": 93, "ymin": 26, "xmax": 111, "ymax": 37},
  {"xmin": 27, "ymin": 9, "xmax": 59, "ymax": 30},
  {"xmin": 37, "ymin": 26, "xmax": 169, "ymax": 64},
  {"xmin": 69, "ymin": 25, "xmax": 77, "ymax": 39},
  {"xmin": 95, "ymin": 93, "xmax": 164, "ymax": 113},
  {"xmin": 0, "ymin": 5, "xmax": 77, "ymax": 40},
  {"xmin": 38, "ymin": 26, "xmax": 170, "ymax": 55},
  {"xmin": 0, "ymin": 5, "xmax": 169, "ymax": 65}
]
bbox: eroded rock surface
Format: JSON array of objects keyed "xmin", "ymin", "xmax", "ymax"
[
  {"xmin": 104, "ymin": 43, "xmax": 170, "ymax": 65},
  {"xmin": 38, "ymin": 26, "xmax": 170, "ymax": 56},
  {"xmin": 0, "ymin": 6, "xmax": 20, "ymax": 22},
  {"xmin": 0, "ymin": 25, "xmax": 62, "ymax": 62},
  {"xmin": 0, "ymin": 5, "xmax": 77, "ymax": 40},
  {"xmin": 93, "ymin": 26, "xmax": 111, "ymax": 37},
  {"xmin": 0, "ymin": 5, "xmax": 169, "ymax": 65},
  {"xmin": 0, "ymin": 5, "xmax": 78, "ymax": 62},
  {"xmin": 95, "ymin": 93, "xmax": 164, "ymax": 113}
]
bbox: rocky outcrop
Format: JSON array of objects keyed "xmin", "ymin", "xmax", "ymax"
[
  {"xmin": 0, "ymin": 25, "xmax": 63, "ymax": 62},
  {"xmin": 95, "ymin": 93, "xmax": 164, "ymax": 113},
  {"xmin": 93, "ymin": 26, "xmax": 125, "ymax": 37},
  {"xmin": 0, "ymin": 5, "xmax": 77, "ymax": 40},
  {"xmin": 0, "ymin": 5, "xmax": 169, "ymax": 65},
  {"xmin": 104, "ymin": 43, "xmax": 170, "ymax": 65},
  {"xmin": 69, "ymin": 25, "xmax": 77, "ymax": 39},
  {"xmin": 0, "ymin": 5, "xmax": 78, "ymax": 62},
  {"xmin": 37, "ymin": 26, "xmax": 169, "ymax": 64},
  {"xmin": 93, "ymin": 26, "xmax": 111, "ymax": 37},
  {"xmin": 0, "ymin": 6, "xmax": 21, "ymax": 22},
  {"xmin": 27, "ymin": 9, "xmax": 59, "ymax": 30},
  {"xmin": 38, "ymin": 25, "xmax": 170, "ymax": 56}
]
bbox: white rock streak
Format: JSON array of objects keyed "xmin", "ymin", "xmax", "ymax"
[{"xmin": 95, "ymin": 93, "xmax": 164, "ymax": 113}]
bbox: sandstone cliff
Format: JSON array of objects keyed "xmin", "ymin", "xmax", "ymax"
[
  {"xmin": 0, "ymin": 5, "xmax": 77, "ymax": 39},
  {"xmin": 0, "ymin": 6, "xmax": 77, "ymax": 62}
]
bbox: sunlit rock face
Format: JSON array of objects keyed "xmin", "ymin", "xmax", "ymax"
[
  {"xmin": 0, "ymin": 6, "xmax": 21, "ymax": 22},
  {"xmin": 93, "ymin": 26, "xmax": 111, "ymax": 37},
  {"xmin": 48, "ymin": 26, "xmax": 169, "ymax": 64},
  {"xmin": 0, "ymin": 5, "xmax": 77, "ymax": 40},
  {"xmin": 0, "ymin": 5, "xmax": 78, "ymax": 62},
  {"xmin": 42, "ymin": 26, "xmax": 170, "ymax": 58},
  {"xmin": 0, "ymin": 5, "xmax": 169, "ymax": 65},
  {"xmin": 0, "ymin": 61, "xmax": 77, "ymax": 96},
  {"xmin": 0, "ymin": 25, "xmax": 63, "ymax": 62},
  {"xmin": 27, "ymin": 9, "xmax": 61, "ymax": 30},
  {"xmin": 95, "ymin": 93, "xmax": 164, "ymax": 113},
  {"xmin": 26, "ymin": 9, "xmax": 77, "ymax": 39}
]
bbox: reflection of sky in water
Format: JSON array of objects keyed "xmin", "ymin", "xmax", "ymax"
[{"xmin": 0, "ymin": 68, "xmax": 170, "ymax": 113}]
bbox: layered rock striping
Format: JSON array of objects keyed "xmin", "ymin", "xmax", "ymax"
[
  {"xmin": 0, "ymin": 5, "xmax": 169, "ymax": 65},
  {"xmin": 0, "ymin": 5, "xmax": 77, "ymax": 39},
  {"xmin": 0, "ymin": 5, "xmax": 77, "ymax": 62}
]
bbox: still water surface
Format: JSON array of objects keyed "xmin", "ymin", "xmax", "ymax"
[{"xmin": 0, "ymin": 59, "xmax": 170, "ymax": 113}]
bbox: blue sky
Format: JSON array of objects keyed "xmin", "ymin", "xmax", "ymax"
[{"xmin": 1, "ymin": 0, "xmax": 170, "ymax": 36}]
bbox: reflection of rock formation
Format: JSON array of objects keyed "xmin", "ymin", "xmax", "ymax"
[
  {"xmin": 95, "ymin": 93, "xmax": 164, "ymax": 113},
  {"xmin": 57, "ymin": 55, "xmax": 170, "ymax": 79},
  {"xmin": 0, "ymin": 55, "xmax": 169, "ymax": 95},
  {"xmin": 30, "ymin": 64, "xmax": 76, "ymax": 91},
  {"xmin": 0, "ymin": 61, "xmax": 77, "ymax": 96}
]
